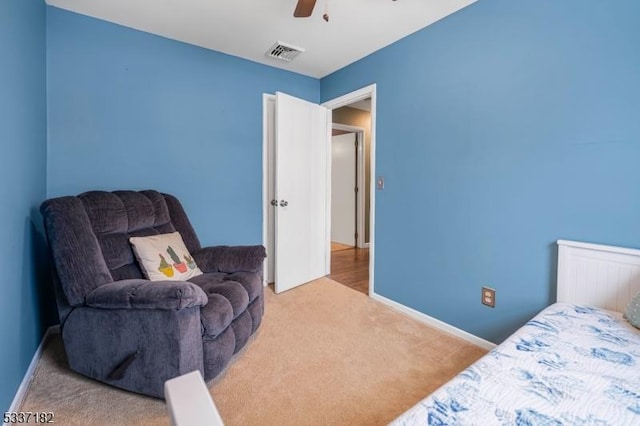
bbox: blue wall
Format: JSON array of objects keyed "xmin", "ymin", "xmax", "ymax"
[
  {"xmin": 0, "ymin": 0, "xmax": 49, "ymax": 411},
  {"xmin": 46, "ymin": 7, "xmax": 319, "ymax": 245},
  {"xmin": 322, "ymin": 0, "xmax": 640, "ymax": 342}
]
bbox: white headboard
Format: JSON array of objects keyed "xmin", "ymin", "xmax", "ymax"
[{"xmin": 557, "ymin": 240, "xmax": 640, "ymax": 312}]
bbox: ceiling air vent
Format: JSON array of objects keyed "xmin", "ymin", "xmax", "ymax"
[{"xmin": 266, "ymin": 41, "xmax": 305, "ymax": 62}]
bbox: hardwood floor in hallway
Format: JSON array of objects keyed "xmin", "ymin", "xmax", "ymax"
[{"xmin": 329, "ymin": 243, "xmax": 369, "ymax": 295}]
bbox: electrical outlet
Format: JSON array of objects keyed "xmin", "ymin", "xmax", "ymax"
[{"xmin": 482, "ymin": 286, "xmax": 496, "ymax": 308}]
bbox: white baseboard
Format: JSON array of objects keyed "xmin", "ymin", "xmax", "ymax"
[
  {"xmin": 8, "ymin": 325, "xmax": 60, "ymax": 413},
  {"xmin": 370, "ymin": 293, "xmax": 496, "ymax": 351}
]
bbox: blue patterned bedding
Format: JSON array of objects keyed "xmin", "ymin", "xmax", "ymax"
[{"xmin": 391, "ymin": 303, "xmax": 640, "ymax": 425}]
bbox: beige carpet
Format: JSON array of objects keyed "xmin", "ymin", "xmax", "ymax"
[{"xmin": 19, "ymin": 278, "xmax": 486, "ymax": 425}]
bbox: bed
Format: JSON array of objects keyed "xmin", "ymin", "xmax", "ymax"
[{"xmin": 391, "ymin": 240, "xmax": 640, "ymax": 425}]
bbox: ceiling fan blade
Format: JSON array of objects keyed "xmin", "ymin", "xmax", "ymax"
[{"xmin": 294, "ymin": 0, "xmax": 317, "ymax": 17}]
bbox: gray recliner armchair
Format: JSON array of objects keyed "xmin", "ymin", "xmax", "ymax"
[{"xmin": 40, "ymin": 190, "xmax": 265, "ymax": 398}]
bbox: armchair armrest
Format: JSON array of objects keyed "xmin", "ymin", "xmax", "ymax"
[
  {"xmin": 85, "ymin": 279, "xmax": 208, "ymax": 310},
  {"xmin": 193, "ymin": 245, "xmax": 266, "ymax": 274}
]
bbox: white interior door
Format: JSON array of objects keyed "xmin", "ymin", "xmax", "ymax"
[
  {"xmin": 274, "ymin": 92, "xmax": 330, "ymax": 293},
  {"xmin": 331, "ymin": 133, "xmax": 356, "ymax": 246}
]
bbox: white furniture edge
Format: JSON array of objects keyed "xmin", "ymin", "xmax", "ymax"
[
  {"xmin": 7, "ymin": 325, "xmax": 60, "ymax": 415},
  {"xmin": 557, "ymin": 239, "xmax": 640, "ymax": 257},
  {"xmin": 557, "ymin": 239, "xmax": 640, "ymax": 313},
  {"xmin": 165, "ymin": 370, "xmax": 224, "ymax": 426},
  {"xmin": 370, "ymin": 292, "xmax": 496, "ymax": 351}
]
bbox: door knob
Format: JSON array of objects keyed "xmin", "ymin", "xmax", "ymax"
[
  {"xmin": 279, "ymin": 200, "xmax": 288, "ymax": 207},
  {"xmin": 271, "ymin": 199, "xmax": 278, "ymax": 207}
]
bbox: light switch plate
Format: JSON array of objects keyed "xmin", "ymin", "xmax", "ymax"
[{"xmin": 377, "ymin": 176, "xmax": 385, "ymax": 190}]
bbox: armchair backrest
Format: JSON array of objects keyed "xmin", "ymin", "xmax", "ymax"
[{"xmin": 41, "ymin": 190, "xmax": 202, "ymax": 308}]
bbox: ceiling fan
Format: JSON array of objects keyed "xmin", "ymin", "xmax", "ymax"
[
  {"xmin": 294, "ymin": 0, "xmax": 395, "ymax": 20},
  {"xmin": 294, "ymin": 0, "xmax": 330, "ymax": 22},
  {"xmin": 293, "ymin": 0, "xmax": 317, "ymax": 18}
]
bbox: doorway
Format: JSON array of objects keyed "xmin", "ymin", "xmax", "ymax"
[
  {"xmin": 262, "ymin": 84, "xmax": 377, "ymax": 296},
  {"xmin": 327, "ymin": 103, "xmax": 372, "ymax": 294}
]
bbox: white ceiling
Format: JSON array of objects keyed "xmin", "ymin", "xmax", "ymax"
[{"xmin": 45, "ymin": 0, "xmax": 476, "ymax": 78}]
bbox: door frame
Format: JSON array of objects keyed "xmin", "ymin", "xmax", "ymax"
[
  {"xmin": 331, "ymin": 123, "xmax": 367, "ymax": 249},
  {"xmin": 262, "ymin": 84, "xmax": 377, "ymax": 296},
  {"xmin": 322, "ymin": 84, "xmax": 377, "ymax": 296},
  {"xmin": 262, "ymin": 94, "xmax": 276, "ymax": 285}
]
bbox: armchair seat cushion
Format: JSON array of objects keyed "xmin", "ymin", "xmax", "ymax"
[
  {"xmin": 225, "ymin": 271, "xmax": 262, "ymax": 303},
  {"xmin": 189, "ymin": 271, "xmax": 262, "ymax": 304},
  {"xmin": 190, "ymin": 274, "xmax": 249, "ymax": 318}
]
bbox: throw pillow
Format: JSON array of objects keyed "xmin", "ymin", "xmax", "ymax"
[
  {"xmin": 130, "ymin": 232, "xmax": 203, "ymax": 281},
  {"xmin": 624, "ymin": 291, "xmax": 640, "ymax": 330}
]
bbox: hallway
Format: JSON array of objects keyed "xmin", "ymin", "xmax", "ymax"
[{"xmin": 329, "ymin": 243, "xmax": 369, "ymax": 295}]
